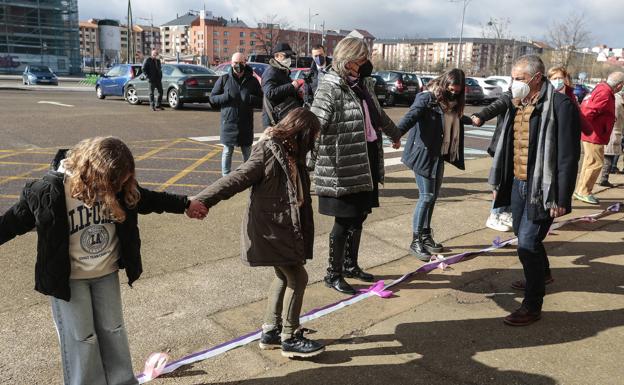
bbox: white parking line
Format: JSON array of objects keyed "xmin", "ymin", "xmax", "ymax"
[
  {"xmin": 37, "ymin": 101, "xmax": 74, "ymax": 107},
  {"xmin": 464, "ymin": 129, "xmax": 495, "ymax": 138}
]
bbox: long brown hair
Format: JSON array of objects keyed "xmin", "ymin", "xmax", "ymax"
[
  {"xmin": 269, "ymin": 107, "xmax": 321, "ymax": 161},
  {"xmin": 63, "ymin": 136, "xmax": 140, "ymax": 222},
  {"xmin": 427, "ymin": 68, "xmax": 466, "ymax": 115}
]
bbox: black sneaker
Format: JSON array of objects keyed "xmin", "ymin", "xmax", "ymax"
[
  {"xmin": 599, "ymin": 180, "xmax": 615, "ymax": 188},
  {"xmin": 281, "ymin": 330, "xmax": 325, "ymax": 358},
  {"xmin": 259, "ymin": 326, "xmax": 281, "ymax": 350}
]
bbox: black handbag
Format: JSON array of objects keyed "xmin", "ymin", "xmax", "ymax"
[{"xmin": 264, "ymin": 95, "xmax": 302, "ymax": 126}]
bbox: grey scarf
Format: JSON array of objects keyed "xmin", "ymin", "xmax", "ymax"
[{"xmin": 489, "ymin": 82, "xmax": 558, "ymax": 210}]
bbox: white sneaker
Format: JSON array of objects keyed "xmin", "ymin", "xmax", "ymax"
[
  {"xmin": 486, "ymin": 213, "xmax": 512, "ymax": 232},
  {"xmin": 499, "ymin": 212, "xmax": 513, "ymax": 227}
]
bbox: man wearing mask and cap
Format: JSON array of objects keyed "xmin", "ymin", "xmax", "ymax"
[
  {"xmin": 262, "ymin": 42, "xmax": 304, "ymax": 127},
  {"xmin": 488, "ymin": 54, "xmax": 580, "ymax": 326},
  {"xmin": 309, "ymin": 44, "xmax": 332, "ymax": 96},
  {"xmin": 210, "ymin": 52, "xmax": 262, "ymax": 175}
]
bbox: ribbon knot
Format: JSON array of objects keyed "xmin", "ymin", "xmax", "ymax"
[{"xmin": 358, "ymin": 280, "xmax": 393, "ymax": 298}]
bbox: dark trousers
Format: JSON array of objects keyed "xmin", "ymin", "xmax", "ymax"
[
  {"xmin": 149, "ymin": 80, "xmax": 163, "ymax": 107},
  {"xmin": 600, "ymin": 155, "xmax": 616, "ymax": 183},
  {"xmin": 264, "ymin": 264, "xmax": 308, "ymax": 339},
  {"xmin": 511, "ymin": 178, "xmax": 554, "ymax": 312}
]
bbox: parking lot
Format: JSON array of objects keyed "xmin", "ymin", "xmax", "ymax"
[{"xmin": 0, "ymin": 88, "xmax": 494, "ymax": 213}]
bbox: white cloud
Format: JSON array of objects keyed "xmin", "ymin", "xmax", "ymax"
[{"xmin": 78, "ymin": 0, "xmax": 622, "ymax": 47}]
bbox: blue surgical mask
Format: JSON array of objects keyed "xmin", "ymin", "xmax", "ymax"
[{"xmin": 550, "ymin": 79, "xmax": 565, "ymax": 90}]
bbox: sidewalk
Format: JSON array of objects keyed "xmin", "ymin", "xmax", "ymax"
[{"xmin": 0, "ymin": 157, "xmax": 622, "ymax": 384}]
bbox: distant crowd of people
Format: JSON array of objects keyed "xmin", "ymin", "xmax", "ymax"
[{"xmin": 2, "ymin": 36, "xmax": 623, "ymax": 384}]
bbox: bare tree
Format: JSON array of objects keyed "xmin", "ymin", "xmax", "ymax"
[
  {"xmin": 481, "ymin": 17, "xmax": 511, "ymax": 75},
  {"xmin": 548, "ymin": 12, "xmax": 591, "ymax": 68},
  {"xmin": 254, "ymin": 15, "xmax": 290, "ymax": 56}
]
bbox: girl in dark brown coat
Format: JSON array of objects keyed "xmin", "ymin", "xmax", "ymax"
[{"xmin": 194, "ymin": 108, "xmax": 324, "ymax": 358}]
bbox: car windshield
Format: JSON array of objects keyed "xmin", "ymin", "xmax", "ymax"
[
  {"xmin": 484, "ymin": 80, "xmax": 498, "ymax": 86},
  {"xmin": 372, "ymin": 75, "xmax": 384, "ymax": 84},
  {"xmin": 466, "ymin": 78, "xmax": 479, "ymax": 86},
  {"xmin": 177, "ymin": 65, "xmax": 216, "ymax": 75},
  {"xmin": 30, "ymin": 66, "xmax": 51, "ymax": 73}
]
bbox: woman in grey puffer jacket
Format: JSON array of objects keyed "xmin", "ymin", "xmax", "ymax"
[{"xmin": 309, "ymin": 37, "xmax": 401, "ymax": 295}]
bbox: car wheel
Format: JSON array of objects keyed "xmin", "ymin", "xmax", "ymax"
[
  {"xmin": 96, "ymin": 86, "xmax": 105, "ymax": 99},
  {"xmin": 168, "ymin": 88, "xmax": 182, "ymax": 109},
  {"xmin": 125, "ymin": 86, "xmax": 140, "ymax": 105}
]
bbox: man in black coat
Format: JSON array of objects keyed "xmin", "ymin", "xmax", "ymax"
[
  {"xmin": 142, "ymin": 49, "xmax": 163, "ymax": 111},
  {"xmin": 488, "ymin": 55, "xmax": 580, "ymax": 326},
  {"xmin": 309, "ymin": 44, "xmax": 332, "ymax": 95},
  {"xmin": 210, "ymin": 53, "xmax": 262, "ymax": 175},
  {"xmin": 261, "ymin": 42, "xmax": 304, "ymax": 127}
]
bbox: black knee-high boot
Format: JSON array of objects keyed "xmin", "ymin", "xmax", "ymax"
[
  {"xmin": 324, "ymin": 234, "xmax": 356, "ymax": 295},
  {"xmin": 343, "ymin": 229, "xmax": 374, "ymax": 282}
]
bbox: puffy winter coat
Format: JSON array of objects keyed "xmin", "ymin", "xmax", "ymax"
[{"xmin": 309, "ymin": 70, "xmax": 401, "ymax": 197}]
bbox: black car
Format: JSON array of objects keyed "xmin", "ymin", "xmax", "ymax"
[
  {"xmin": 373, "ymin": 70, "xmax": 420, "ymax": 106},
  {"xmin": 371, "ymin": 75, "xmax": 389, "ymax": 105},
  {"xmin": 123, "ymin": 64, "xmax": 219, "ymax": 109}
]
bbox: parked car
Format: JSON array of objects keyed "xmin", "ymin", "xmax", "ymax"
[
  {"xmin": 465, "ymin": 77, "xmax": 485, "ymax": 105},
  {"xmin": 123, "ymin": 64, "xmax": 219, "ymax": 109},
  {"xmin": 574, "ymin": 83, "xmax": 592, "ymax": 103},
  {"xmin": 96, "ymin": 64, "xmax": 142, "ymax": 99},
  {"xmin": 485, "ymin": 75, "xmax": 512, "ymax": 90},
  {"xmin": 289, "ymin": 68, "xmax": 312, "ymax": 80},
  {"xmin": 213, "ymin": 61, "xmax": 268, "ymax": 84},
  {"xmin": 419, "ymin": 75, "xmax": 435, "ymax": 91},
  {"xmin": 471, "ymin": 77, "xmax": 503, "ymax": 103},
  {"xmin": 374, "ymin": 70, "xmax": 421, "ymax": 106},
  {"xmin": 371, "ymin": 75, "xmax": 389, "ymax": 105},
  {"xmin": 247, "ymin": 54, "xmax": 313, "ymax": 68},
  {"xmin": 22, "ymin": 65, "xmax": 58, "ymax": 86}
]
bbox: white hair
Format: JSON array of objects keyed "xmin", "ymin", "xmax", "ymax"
[{"xmin": 607, "ymin": 71, "xmax": 624, "ymax": 88}]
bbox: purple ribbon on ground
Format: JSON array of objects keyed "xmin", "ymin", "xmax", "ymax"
[{"xmin": 137, "ymin": 202, "xmax": 623, "ymax": 383}]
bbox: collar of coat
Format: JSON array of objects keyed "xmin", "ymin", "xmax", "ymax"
[
  {"xmin": 323, "ymin": 70, "xmax": 375, "ymax": 91},
  {"xmin": 268, "ymin": 58, "xmax": 291, "ymax": 74},
  {"xmin": 229, "ymin": 64, "xmax": 254, "ymax": 79}
]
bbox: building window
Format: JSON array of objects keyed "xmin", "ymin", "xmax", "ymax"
[
  {"xmin": 213, "ymin": 39, "xmax": 219, "ymax": 45},
  {"xmin": 239, "ymin": 48, "xmax": 244, "ymax": 53},
  {"xmin": 240, "ymin": 32, "xmax": 245, "ymax": 37},
  {"xmin": 250, "ymin": 32, "xmax": 257, "ymax": 39},
  {"xmin": 224, "ymin": 31, "xmax": 229, "ymax": 36},
  {"xmin": 223, "ymin": 47, "xmax": 228, "ymax": 53},
  {"xmin": 223, "ymin": 39, "xmax": 228, "ymax": 45},
  {"xmin": 250, "ymin": 41, "xmax": 255, "ymax": 46},
  {"xmin": 240, "ymin": 40, "xmax": 245, "ymax": 46}
]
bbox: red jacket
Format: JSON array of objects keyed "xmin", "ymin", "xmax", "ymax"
[{"xmin": 580, "ymin": 82, "xmax": 616, "ymax": 144}]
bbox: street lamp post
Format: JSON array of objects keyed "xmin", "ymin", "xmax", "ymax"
[
  {"xmin": 307, "ymin": 9, "xmax": 319, "ymax": 56},
  {"xmin": 451, "ymin": 0, "xmax": 472, "ymax": 68}
]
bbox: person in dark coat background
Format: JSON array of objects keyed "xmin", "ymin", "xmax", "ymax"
[
  {"xmin": 142, "ymin": 49, "xmax": 163, "ymax": 111},
  {"xmin": 261, "ymin": 42, "xmax": 304, "ymax": 128},
  {"xmin": 210, "ymin": 52, "xmax": 262, "ymax": 176}
]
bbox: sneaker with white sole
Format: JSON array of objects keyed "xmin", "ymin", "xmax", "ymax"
[
  {"xmin": 486, "ymin": 213, "xmax": 512, "ymax": 232},
  {"xmin": 499, "ymin": 212, "xmax": 513, "ymax": 228}
]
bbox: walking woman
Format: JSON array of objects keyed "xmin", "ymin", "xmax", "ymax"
[
  {"xmin": 194, "ymin": 108, "xmax": 325, "ymax": 358},
  {"xmin": 310, "ymin": 37, "xmax": 402, "ymax": 295},
  {"xmin": 398, "ymin": 69, "xmax": 472, "ymax": 261}
]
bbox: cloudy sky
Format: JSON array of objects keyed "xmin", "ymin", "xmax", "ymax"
[{"xmin": 79, "ymin": 0, "xmax": 622, "ymax": 47}]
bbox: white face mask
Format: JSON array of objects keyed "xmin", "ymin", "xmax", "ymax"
[
  {"xmin": 550, "ymin": 79, "xmax": 565, "ymax": 90},
  {"xmin": 279, "ymin": 57, "xmax": 292, "ymax": 68},
  {"xmin": 511, "ymin": 80, "xmax": 531, "ymax": 99}
]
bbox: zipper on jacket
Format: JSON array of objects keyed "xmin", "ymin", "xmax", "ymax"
[{"xmin": 345, "ymin": 81, "xmax": 374, "ymax": 188}]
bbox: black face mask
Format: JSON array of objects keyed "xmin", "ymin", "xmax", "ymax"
[
  {"xmin": 314, "ymin": 55, "xmax": 325, "ymax": 67},
  {"xmin": 445, "ymin": 90, "xmax": 459, "ymax": 101},
  {"xmin": 233, "ymin": 63, "xmax": 244, "ymax": 74},
  {"xmin": 358, "ymin": 60, "xmax": 373, "ymax": 78}
]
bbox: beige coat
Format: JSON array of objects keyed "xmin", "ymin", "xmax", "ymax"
[{"xmin": 605, "ymin": 93, "xmax": 623, "ymax": 155}]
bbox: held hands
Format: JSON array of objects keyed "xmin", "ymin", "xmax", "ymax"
[
  {"xmin": 471, "ymin": 115, "xmax": 483, "ymax": 127},
  {"xmin": 392, "ymin": 139, "xmax": 401, "ymax": 149},
  {"xmin": 292, "ymin": 79, "xmax": 304, "ymax": 89},
  {"xmin": 550, "ymin": 206, "xmax": 566, "ymax": 218},
  {"xmin": 186, "ymin": 199, "xmax": 208, "ymax": 220}
]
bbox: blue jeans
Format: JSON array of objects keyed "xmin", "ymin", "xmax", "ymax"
[
  {"xmin": 50, "ymin": 271, "xmax": 137, "ymax": 385},
  {"xmin": 511, "ymin": 178, "xmax": 554, "ymax": 312},
  {"xmin": 413, "ymin": 160, "xmax": 444, "ymax": 233},
  {"xmin": 491, "ymin": 200, "xmax": 511, "ymax": 215},
  {"xmin": 221, "ymin": 144, "xmax": 252, "ymax": 176}
]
